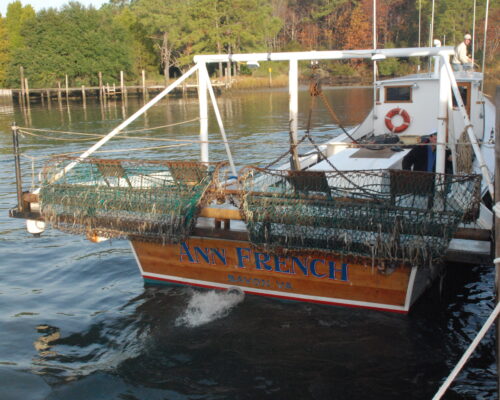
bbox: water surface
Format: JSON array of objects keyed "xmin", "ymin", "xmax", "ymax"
[{"xmin": 0, "ymin": 88, "xmax": 496, "ymax": 399}]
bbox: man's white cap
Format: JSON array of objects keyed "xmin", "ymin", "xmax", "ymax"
[{"xmin": 464, "ymin": 34, "xmax": 472, "ymax": 40}]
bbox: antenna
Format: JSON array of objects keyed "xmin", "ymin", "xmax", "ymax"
[
  {"xmin": 472, "ymin": 0, "xmax": 476, "ymax": 65},
  {"xmin": 481, "ymin": 0, "xmax": 490, "ymax": 94}
]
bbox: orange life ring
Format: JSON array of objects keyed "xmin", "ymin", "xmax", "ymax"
[{"xmin": 385, "ymin": 108, "xmax": 411, "ymax": 133}]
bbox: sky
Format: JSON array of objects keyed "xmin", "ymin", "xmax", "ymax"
[{"xmin": 0, "ymin": 0, "xmax": 109, "ymax": 16}]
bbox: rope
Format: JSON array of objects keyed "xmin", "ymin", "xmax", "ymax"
[
  {"xmin": 308, "ymin": 72, "xmax": 359, "ymax": 144},
  {"xmin": 20, "ymin": 130, "xmax": 98, "ymax": 141},
  {"xmin": 432, "ymin": 301, "xmax": 500, "ymax": 399},
  {"xmin": 300, "ymin": 77, "xmax": 381, "ymax": 199},
  {"xmin": 19, "ymin": 127, "xmax": 205, "ymax": 143},
  {"xmin": 17, "ymin": 118, "xmax": 200, "ymax": 136},
  {"xmin": 319, "ymin": 92, "xmax": 359, "ymax": 144},
  {"xmin": 264, "ymin": 133, "xmax": 309, "ymax": 169},
  {"xmin": 304, "ymin": 131, "xmax": 381, "ymax": 199},
  {"xmin": 20, "ymin": 143, "xmax": 192, "ymax": 162}
]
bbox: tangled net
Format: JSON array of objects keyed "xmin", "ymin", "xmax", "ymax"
[
  {"xmin": 39, "ymin": 156, "xmax": 226, "ymax": 242},
  {"xmin": 238, "ymin": 167, "xmax": 481, "ymax": 265}
]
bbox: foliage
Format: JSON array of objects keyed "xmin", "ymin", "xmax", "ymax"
[
  {"xmin": 0, "ymin": 17, "xmax": 8, "ymax": 85},
  {"xmin": 5, "ymin": 2, "xmax": 132, "ymax": 87},
  {"xmin": 329, "ymin": 62, "xmax": 358, "ymax": 77},
  {"xmin": 0, "ymin": 0, "xmax": 498, "ymax": 88}
]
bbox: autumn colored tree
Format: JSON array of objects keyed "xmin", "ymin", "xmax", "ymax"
[
  {"xmin": 342, "ymin": 1, "xmax": 372, "ymax": 50},
  {"xmin": 475, "ymin": 7, "xmax": 500, "ymax": 65},
  {"xmin": 0, "ymin": 0, "xmax": 499, "ymax": 88}
]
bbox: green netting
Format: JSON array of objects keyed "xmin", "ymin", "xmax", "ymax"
[
  {"xmin": 39, "ymin": 157, "xmax": 225, "ymax": 242},
  {"xmin": 238, "ymin": 167, "xmax": 481, "ymax": 265}
]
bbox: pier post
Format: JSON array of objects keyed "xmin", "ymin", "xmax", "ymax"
[
  {"xmin": 57, "ymin": 81, "xmax": 62, "ymax": 104},
  {"xmin": 120, "ymin": 70, "xmax": 125, "ymax": 98},
  {"xmin": 65, "ymin": 75, "xmax": 69, "ymax": 101},
  {"xmin": 81, "ymin": 85, "xmax": 86, "ymax": 105},
  {"xmin": 142, "ymin": 69, "xmax": 146, "ymax": 97},
  {"xmin": 11, "ymin": 123, "xmax": 23, "ymax": 212},
  {"xmin": 24, "ymin": 78, "xmax": 30, "ymax": 103},
  {"xmin": 98, "ymin": 71, "xmax": 103, "ymax": 100},
  {"xmin": 495, "ymin": 85, "xmax": 500, "ymax": 393},
  {"xmin": 19, "ymin": 66, "xmax": 25, "ymax": 105}
]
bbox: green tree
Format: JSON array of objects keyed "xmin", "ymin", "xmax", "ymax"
[
  {"xmin": 7, "ymin": 2, "xmax": 133, "ymax": 87},
  {"xmin": 5, "ymin": 1, "xmax": 35, "ymax": 50},
  {"xmin": 0, "ymin": 17, "xmax": 8, "ymax": 85},
  {"xmin": 132, "ymin": 0, "xmax": 188, "ymax": 82},
  {"xmin": 108, "ymin": 6, "xmax": 157, "ymax": 77}
]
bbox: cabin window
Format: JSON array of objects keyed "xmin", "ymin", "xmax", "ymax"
[
  {"xmin": 452, "ymin": 85, "xmax": 468, "ymax": 107},
  {"xmin": 385, "ymin": 86, "xmax": 412, "ymax": 102}
]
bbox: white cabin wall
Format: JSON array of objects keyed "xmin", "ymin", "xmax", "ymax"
[
  {"xmin": 474, "ymin": 97, "xmax": 496, "ymax": 196},
  {"xmin": 373, "ymin": 80, "xmax": 440, "ymax": 137},
  {"xmin": 349, "ymin": 109, "xmax": 375, "ymax": 140}
]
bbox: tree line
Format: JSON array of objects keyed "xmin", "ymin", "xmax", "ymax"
[{"xmin": 0, "ymin": 0, "xmax": 497, "ymax": 88}]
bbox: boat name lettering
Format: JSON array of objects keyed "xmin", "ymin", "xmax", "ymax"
[
  {"xmin": 179, "ymin": 242, "xmax": 349, "ymax": 282},
  {"xmin": 179, "ymin": 242, "xmax": 227, "ymax": 265}
]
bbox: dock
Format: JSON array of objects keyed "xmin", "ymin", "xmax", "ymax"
[{"xmin": 2, "ymin": 68, "xmax": 230, "ymax": 103}]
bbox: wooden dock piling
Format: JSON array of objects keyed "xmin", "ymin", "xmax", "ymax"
[
  {"xmin": 142, "ymin": 70, "xmax": 146, "ymax": 97},
  {"xmin": 120, "ymin": 70, "xmax": 125, "ymax": 98},
  {"xmin": 81, "ymin": 85, "xmax": 86, "ymax": 105},
  {"xmin": 57, "ymin": 82, "xmax": 62, "ymax": 104},
  {"xmin": 19, "ymin": 66, "xmax": 25, "ymax": 105},
  {"xmin": 98, "ymin": 71, "xmax": 103, "ymax": 100},
  {"xmin": 24, "ymin": 78, "xmax": 30, "ymax": 101},
  {"xmin": 8, "ymin": 71, "xmax": 227, "ymax": 104},
  {"xmin": 65, "ymin": 75, "xmax": 69, "ymax": 101}
]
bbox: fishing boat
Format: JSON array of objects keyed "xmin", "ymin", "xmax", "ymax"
[{"xmin": 9, "ymin": 46, "xmax": 496, "ymax": 313}]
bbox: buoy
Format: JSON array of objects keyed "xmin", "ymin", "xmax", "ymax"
[{"xmin": 26, "ymin": 219, "xmax": 45, "ymax": 236}]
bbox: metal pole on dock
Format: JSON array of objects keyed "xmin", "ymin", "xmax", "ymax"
[
  {"xmin": 289, "ymin": 59, "xmax": 301, "ymax": 170},
  {"xmin": 11, "ymin": 123, "xmax": 23, "ymax": 212},
  {"xmin": 495, "ymin": 84, "xmax": 500, "ymax": 393},
  {"xmin": 198, "ymin": 66, "xmax": 209, "ymax": 163}
]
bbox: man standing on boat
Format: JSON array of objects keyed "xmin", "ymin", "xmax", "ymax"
[
  {"xmin": 452, "ymin": 34, "xmax": 473, "ymax": 71},
  {"xmin": 402, "ymin": 132, "xmax": 452, "ymax": 173}
]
